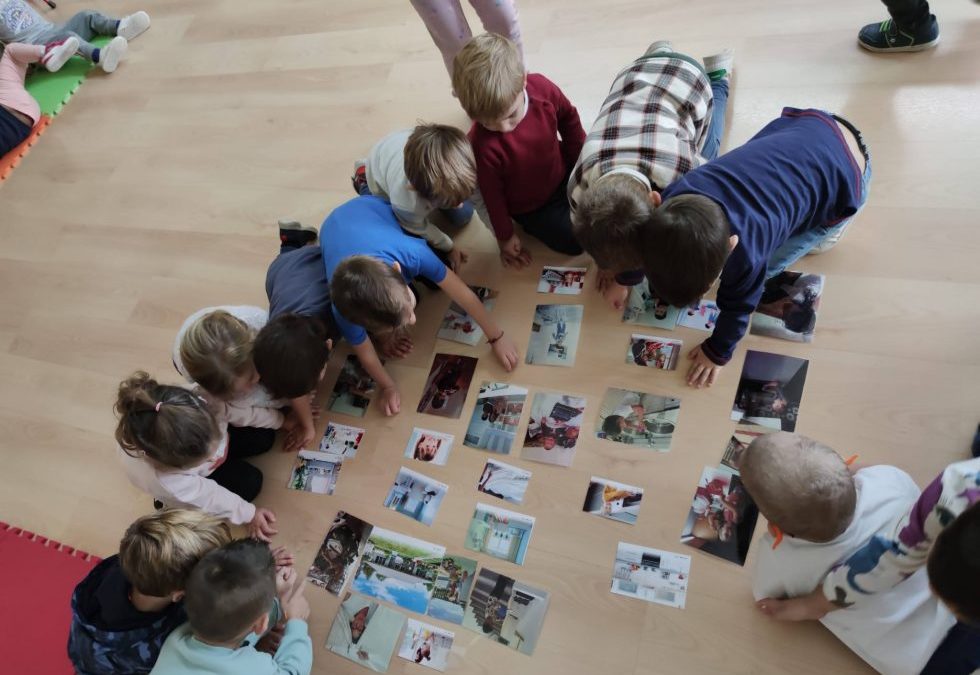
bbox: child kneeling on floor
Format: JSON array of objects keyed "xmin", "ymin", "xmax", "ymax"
[{"xmin": 740, "ymin": 431, "xmax": 955, "ymax": 675}]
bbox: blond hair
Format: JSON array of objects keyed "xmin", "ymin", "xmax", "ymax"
[
  {"xmin": 452, "ymin": 33, "xmax": 525, "ymax": 122},
  {"xmin": 739, "ymin": 432, "xmax": 856, "ymax": 542},
  {"xmin": 404, "ymin": 123, "xmax": 477, "ymax": 207},
  {"xmin": 119, "ymin": 509, "xmax": 233, "ymax": 596},
  {"xmin": 179, "ymin": 311, "xmax": 255, "ymax": 400},
  {"xmin": 574, "ymin": 174, "xmax": 651, "ymax": 271}
]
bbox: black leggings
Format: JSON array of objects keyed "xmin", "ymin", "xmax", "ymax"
[{"xmin": 209, "ymin": 426, "xmax": 277, "ymax": 502}]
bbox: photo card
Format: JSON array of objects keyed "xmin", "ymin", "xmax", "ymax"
[
  {"xmin": 426, "ymin": 554, "xmax": 479, "ymax": 625},
  {"xmin": 677, "ymin": 299, "xmax": 720, "ymax": 332},
  {"xmin": 520, "ymin": 391, "xmax": 586, "ymax": 467},
  {"xmin": 596, "ymin": 388, "xmax": 681, "ymax": 452},
  {"xmin": 326, "ymin": 592, "xmax": 406, "ymax": 673},
  {"xmin": 583, "ymin": 476, "xmax": 644, "ymax": 525},
  {"xmin": 307, "ymin": 511, "xmax": 372, "ymax": 595},
  {"xmin": 461, "ymin": 567, "xmax": 515, "ymax": 639},
  {"xmin": 438, "ymin": 285, "xmax": 498, "ymax": 346},
  {"xmin": 498, "ymin": 581, "xmax": 550, "ymax": 655},
  {"xmin": 287, "ymin": 450, "xmax": 344, "ymax": 495},
  {"xmin": 721, "ymin": 425, "xmax": 775, "ymax": 471},
  {"xmin": 463, "ymin": 382, "xmax": 529, "ymax": 454},
  {"xmin": 525, "ymin": 304, "xmax": 583, "ymax": 367},
  {"xmin": 680, "ymin": 465, "xmax": 760, "ymax": 566},
  {"xmin": 403, "ymin": 427, "xmax": 455, "ymax": 466},
  {"xmin": 398, "ymin": 618, "xmax": 455, "ymax": 671},
  {"xmin": 477, "ymin": 459, "xmax": 532, "ymax": 505},
  {"xmin": 731, "ymin": 350, "xmax": 809, "ymax": 432},
  {"xmin": 464, "ymin": 502, "xmax": 536, "ymax": 566},
  {"xmin": 417, "ymin": 353, "xmax": 478, "ymax": 419},
  {"xmin": 626, "ymin": 334, "xmax": 682, "ymax": 371},
  {"xmin": 610, "ymin": 542, "xmax": 691, "ymax": 609},
  {"xmin": 537, "ymin": 266, "xmax": 586, "ymax": 294},
  {"xmin": 328, "ymin": 355, "xmax": 377, "ymax": 417},
  {"xmin": 750, "ymin": 271, "xmax": 824, "ymax": 343},
  {"xmin": 352, "ymin": 527, "xmax": 446, "ymax": 614},
  {"xmin": 383, "ymin": 466, "xmax": 449, "ymax": 527},
  {"xmin": 319, "ymin": 421, "xmax": 365, "ymax": 459},
  {"xmin": 622, "ymin": 279, "xmax": 680, "ymax": 330}
]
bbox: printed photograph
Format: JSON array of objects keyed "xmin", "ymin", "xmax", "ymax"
[
  {"xmin": 677, "ymin": 299, "xmax": 720, "ymax": 331},
  {"xmin": 319, "ymin": 422, "xmax": 365, "ymax": 459},
  {"xmin": 537, "ymin": 265, "xmax": 587, "ymax": 294},
  {"xmin": 403, "ymin": 427, "xmax": 455, "ymax": 466},
  {"xmin": 721, "ymin": 425, "xmax": 774, "ymax": 471},
  {"xmin": 622, "ymin": 279, "xmax": 681, "ymax": 329},
  {"xmin": 498, "ymin": 581, "xmax": 550, "ymax": 655},
  {"xmin": 461, "ymin": 567, "xmax": 515, "ymax": 639},
  {"xmin": 426, "ymin": 554, "xmax": 478, "ymax": 625},
  {"xmin": 520, "ymin": 392, "xmax": 586, "ymax": 468},
  {"xmin": 398, "ymin": 618, "xmax": 454, "ymax": 672},
  {"xmin": 610, "ymin": 542, "xmax": 691, "ymax": 609},
  {"xmin": 463, "ymin": 382, "xmax": 529, "ymax": 454},
  {"xmin": 286, "ymin": 450, "xmax": 343, "ymax": 495},
  {"xmin": 477, "ymin": 459, "xmax": 532, "ymax": 505},
  {"xmin": 626, "ymin": 334, "xmax": 682, "ymax": 371},
  {"xmin": 464, "ymin": 502, "xmax": 535, "ymax": 566},
  {"xmin": 595, "ymin": 388, "xmax": 681, "ymax": 452},
  {"xmin": 583, "ymin": 476, "xmax": 644, "ymax": 525},
  {"xmin": 525, "ymin": 304, "xmax": 583, "ymax": 367},
  {"xmin": 326, "ymin": 592, "xmax": 406, "ymax": 673},
  {"xmin": 383, "ymin": 467, "xmax": 449, "ymax": 527},
  {"xmin": 307, "ymin": 511, "xmax": 372, "ymax": 595},
  {"xmin": 352, "ymin": 527, "xmax": 446, "ymax": 614},
  {"xmin": 750, "ymin": 271, "xmax": 824, "ymax": 343},
  {"xmin": 417, "ymin": 353, "xmax": 479, "ymax": 419},
  {"xmin": 731, "ymin": 350, "xmax": 809, "ymax": 432},
  {"xmin": 438, "ymin": 286, "xmax": 498, "ymax": 346},
  {"xmin": 680, "ymin": 466, "xmax": 760, "ymax": 566},
  {"xmin": 328, "ymin": 355, "xmax": 377, "ymax": 417}
]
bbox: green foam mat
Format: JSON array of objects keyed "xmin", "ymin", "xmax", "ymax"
[{"xmin": 25, "ymin": 35, "xmax": 111, "ymax": 116}]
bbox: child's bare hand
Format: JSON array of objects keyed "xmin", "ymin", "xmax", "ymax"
[
  {"xmin": 255, "ymin": 622, "xmax": 285, "ymax": 655},
  {"xmin": 271, "ymin": 545, "xmax": 295, "ymax": 570},
  {"xmin": 379, "ymin": 385, "xmax": 401, "ymax": 416},
  {"xmin": 275, "ymin": 566, "xmax": 298, "ymax": 600},
  {"xmin": 382, "ymin": 333, "xmax": 414, "ymax": 358},
  {"xmin": 491, "ymin": 333, "xmax": 520, "ymax": 372},
  {"xmin": 686, "ymin": 344, "xmax": 723, "ymax": 388},
  {"xmin": 595, "ymin": 268, "xmax": 615, "ymax": 293},
  {"xmin": 603, "ymin": 281, "xmax": 629, "ymax": 311},
  {"xmin": 283, "ymin": 423, "xmax": 315, "ymax": 453},
  {"xmin": 283, "ymin": 586, "xmax": 311, "ymax": 623},
  {"xmin": 499, "ymin": 235, "xmax": 532, "ymax": 269},
  {"xmin": 447, "ymin": 247, "xmax": 469, "ymax": 271},
  {"xmin": 756, "ymin": 589, "xmax": 835, "ymax": 622},
  {"xmin": 249, "ymin": 507, "xmax": 278, "ymax": 542}
]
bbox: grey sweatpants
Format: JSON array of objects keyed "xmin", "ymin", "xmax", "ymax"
[{"xmin": 35, "ymin": 11, "xmax": 118, "ymax": 62}]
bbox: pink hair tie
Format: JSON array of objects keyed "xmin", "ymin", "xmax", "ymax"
[{"xmin": 154, "ymin": 402, "xmax": 163, "ymax": 412}]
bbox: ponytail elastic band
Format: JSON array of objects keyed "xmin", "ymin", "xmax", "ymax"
[{"xmin": 155, "ymin": 402, "xmax": 163, "ymax": 412}]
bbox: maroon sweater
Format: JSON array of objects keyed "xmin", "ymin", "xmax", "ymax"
[{"xmin": 469, "ymin": 73, "xmax": 586, "ymax": 241}]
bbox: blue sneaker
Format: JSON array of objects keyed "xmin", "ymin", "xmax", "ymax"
[{"xmin": 858, "ymin": 15, "xmax": 939, "ymax": 52}]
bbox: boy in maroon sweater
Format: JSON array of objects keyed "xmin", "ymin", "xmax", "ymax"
[{"xmin": 452, "ymin": 33, "xmax": 586, "ymax": 268}]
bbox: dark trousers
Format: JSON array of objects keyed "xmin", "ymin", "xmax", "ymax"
[
  {"xmin": 513, "ymin": 180, "xmax": 584, "ymax": 256},
  {"xmin": 920, "ymin": 622, "xmax": 980, "ymax": 675},
  {"xmin": 882, "ymin": 0, "xmax": 931, "ymax": 29},
  {"xmin": 0, "ymin": 106, "xmax": 31, "ymax": 157},
  {"xmin": 209, "ymin": 426, "xmax": 277, "ymax": 503}
]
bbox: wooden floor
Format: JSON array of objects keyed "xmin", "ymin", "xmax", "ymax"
[{"xmin": 3, "ymin": 0, "xmax": 979, "ymax": 673}]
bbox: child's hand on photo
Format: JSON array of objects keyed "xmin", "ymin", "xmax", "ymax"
[
  {"xmin": 249, "ymin": 507, "xmax": 279, "ymax": 541},
  {"xmin": 490, "ymin": 332, "xmax": 519, "ymax": 371},
  {"xmin": 603, "ymin": 281, "xmax": 629, "ymax": 311},
  {"xmin": 271, "ymin": 545, "xmax": 295, "ymax": 570},
  {"xmin": 687, "ymin": 344, "xmax": 723, "ymax": 388},
  {"xmin": 447, "ymin": 246, "xmax": 469, "ymax": 271},
  {"xmin": 379, "ymin": 385, "xmax": 401, "ymax": 416}
]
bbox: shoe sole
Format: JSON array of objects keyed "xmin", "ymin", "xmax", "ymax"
[
  {"xmin": 277, "ymin": 219, "xmax": 318, "ymax": 235},
  {"xmin": 858, "ymin": 35, "xmax": 939, "ymax": 52},
  {"xmin": 118, "ymin": 12, "xmax": 151, "ymax": 40},
  {"xmin": 100, "ymin": 37, "xmax": 127, "ymax": 73},
  {"xmin": 43, "ymin": 38, "xmax": 79, "ymax": 72}
]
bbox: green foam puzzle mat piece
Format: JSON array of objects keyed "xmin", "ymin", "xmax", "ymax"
[{"xmin": 25, "ymin": 35, "xmax": 111, "ymax": 116}]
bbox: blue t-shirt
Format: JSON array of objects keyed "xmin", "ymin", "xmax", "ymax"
[
  {"xmin": 320, "ymin": 196, "xmax": 448, "ymax": 345},
  {"xmin": 662, "ymin": 107, "xmax": 863, "ymax": 363}
]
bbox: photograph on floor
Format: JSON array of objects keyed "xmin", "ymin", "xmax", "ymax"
[
  {"xmin": 611, "ymin": 541, "xmax": 691, "ymax": 609},
  {"xmin": 526, "ymin": 303, "xmax": 583, "ymax": 366},
  {"xmin": 750, "ymin": 271, "xmax": 824, "ymax": 343},
  {"xmin": 286, "ymin": 449, "xmax": 344, "ymax": 495},
  {"xmin": 461, "ymin": 567, "xmax": 515, "ymax": 639},
  {"xmin": 477, "ymin": 458, "xmax": 531, "ymax": 505},
  {"xmin": 520, "ymin": 391, "xmax": 586, "ymax": 467},
  {"xmin": 498, "ymin": 581, "xmax": 550, "ymax": 655},
  {"xmin": 403, "ymin": 427, "xmax": 455, "ymax": 466},
  {"xmin": 464, "ymin": 502, "xmax": 536, "ymax": 566},
  {"xmin": 537, "ymin": 265, "xmax": 587, "ymax": 294},
  {"xmin": 721, "ymin": 425, "xmax": 774, "ymax": 471},
  {"xmin": 397, "ymin": 618, "xmax": 454, "ymax": 671},
  {"xmin": 328, "ymin": 355, "xmax": 377, "ymax": 417},
  {"xmin": 595, "ymin": 388, "xmax": 681, "ymax": 452},
  {"xmin": 582, "ymin": 476, "xmax": 644, "ymax": 525},
  {"xmin": 677, "ymin": 299, "xmax": 720, "ymax": 331},
  {"xmin": 318, "ymin": 421, "xmax": 365, "ymax": 458},
  {"xmin": 308, "ymin": 511, "xmax": 372, "ymax": 595},
  {"xmin": 426, "ymin": 554, "xmax": 478, "ymax": 625},
  {"xmin": 626, "ymin": 334, "xmax": 682, "ymax": 371},
  {"xmin": 383, "ymin": 466, "xmax": 449, "ymax": 527},
  {"xmin": 352, "ymin": 526, "xmax": 446, "ymax": 614},
  {"xmin": 680, "ymin": 466, "xmax": 759, "ymax": 566},
  {"xmin": 417, "ymin": 353, "xmax": 478, "ymax": 419},
  {"xmin": 438, "ymin": 285, "xmax": 498, "ymax": 346},
  {"xmin": 622, "ymin": 279, "xmax": 681, "ymax": 329},
  {"xmin": 463, "ymin": 381, "xmax": 528, "ymax": 454},
  {"xmin": 326, "ymin": 592, "xmax": 406, "ymax": 673},
  {"xmin": 731, "ymin": 350, "xmax": 809, "ymax": 432}
]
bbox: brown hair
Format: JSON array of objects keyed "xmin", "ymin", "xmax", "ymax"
[
  {"xmin": 115, "ymin": 371, "xmax": 218, "ymax": 470},
  {"xmin": 928, "ymin": 501, "xmax": 980, "ymax": 624},
  {"xmin": 253, "ymin": 314, "xmax": 331, "ymax": 399},
  {"xmin": 739, "ymin": 432, "xmax": 856, "ymax": 543},
  {"xmin": 640, "ymin": 194, "xmax": 731, "ymax": 308},
  {"xmin": 573, "ymin": 174, "xmax": 651, "ymax": 271},
  {"xmin": 404, "ymin": 123, "xmax": 477, "ymax": 207},
  {"xmin": 452, "ymin": 33, "xmax": 525, "ymax": 122},
  {"xmin": 119, "ymin": 509, "xmax": 233, "ymax": 597},
  {"xmin": 179, "ymin": 310, "xmax": 255, "ymax": 400},
  {"xmin": 330, "ymin": 256, "xmax": 411, "ymax": 333}
]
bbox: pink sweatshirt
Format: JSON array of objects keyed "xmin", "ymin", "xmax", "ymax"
[
  {"xmin": 0, "ymin": 43, "xmax": 42, "ymax": 125},
  {"xmin": 118, "ymin": 388, "xmax": 284, "ymax": 525}
]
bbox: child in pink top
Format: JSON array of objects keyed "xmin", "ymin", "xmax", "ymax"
[{"xmin": 410, "ymin": 0, "xmax": 523, "ymax": 77}]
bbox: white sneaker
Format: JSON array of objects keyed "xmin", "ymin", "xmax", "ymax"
[
  {"xmin": 703, "ymin": 48, "xmax": 735, "ymax": 79},
  {"xmin": 117, "ymin": 11, "xmax": 151, "ymax": 41},
  {"xmin": 646, "ymin": 40, "xmax": 673, "ymax": 56},
  {"xmin": 99, "ymin": 36, "xmax": 127, "ymax": 73},
  {"xmin": 40, "ymin": 36, "xmax": 79, "ymax": 72}
]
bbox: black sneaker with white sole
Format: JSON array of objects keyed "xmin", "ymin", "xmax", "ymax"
[{"xmin": 858, "ymin": 15, "xmax": 939, "ymax": 52}]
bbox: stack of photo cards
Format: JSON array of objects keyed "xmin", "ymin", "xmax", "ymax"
[
  {"xmin": 465, "ymin": 502, "xmax": 536, "ymax": 566},
  {"xmin": 383, "ymin": 467, "xmax": 449, "ymax": 527},
  {"xmin": 526, "ymin": 304, "xmax": 583, "ymax": 367},
  {"xmin": 403, "ymin": 427, "xmax": 454, "ymax": 466},
  {"xmin": 287, "ymin": 450, "xmax": 344, "ymax": 495},
  {"xmin": 677, "ymin": 299, "xmax": 720, "ymax": 332},
  {"xmin": 326, "ymin": 592, "xmax": 406, "ymax": 673},
  {"xmin": 626, "ymin": 334, "xmax": 682, "ymax": 371},
  {"xmin": 583, "ymin": 477, "xmax": 644, "ymax": 525},
  {"xmin": 461, "ymin": 568, "xmax": 550, "ymax": 656},
  {"xmin": 352, "ymin": 527, "xmax": 446, "ymax": 614},
  {"xmin": 417, "ymin": 353, "xmax": 478, "ymax": 419},
  {"xmin": 610, "ymin": 542, "xmax": 691, "ymax": 609},
  {"xmin": 680, "ymin": 465, "xmax": 759, "ymax": 566},
  {"xmin": 398, "ymin": 618, "xmax": 454, "ymax": 672},
  {"xmin": 596, "ymin": 388, "xmax": 681, "ymax": 452},
  {"xmin": 319, "ymin": 422, "xmax": 365, "ymax": 458},
  {"xmin": 537, "ymin": 265, "xmax": 586, "ymax": 294},
  {"xmin": 438, "ymin": 285, "xmax": 498, "ymax": 346},
  {"xmin": 521, "ymin": 392, "xmax": 586, "ymax": 467},
  {"xmin": 308, "ymin": 511, "xmax": 372, "ymax": 595},
  {"xmin": 426, "ymin": 554, "xmax": 478, "ymax": 625},
  {"xmin": 329, "ymin": 355, "xmax": 377, "ymax": 417},
  {"xmin": 750, "ymin": 271, "xmax": 824, "ymax": 343},
  {"xmin": 731, "ymin": 350, "xmax": 809, "ymax": 432},
  {"xmin": 622, "ymin": 279, "xmax": 680, "ymax": 329},
  {"xmin": 477, "ymin": 459, "xmax": 531, "ymax": 505},
  {"xmin": 463, "ymin": 382, "xmax": 528, "ymax": 454}
]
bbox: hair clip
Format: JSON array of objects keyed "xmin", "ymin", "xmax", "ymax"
[
  {"xmin": 769, "ymin": 523, "xmax": 784, "ymax": 550},
  {"xmin": 844, "ymin": 454, "xmax": 859, "ymax": 466},
  {"xmin": 154, "ymin": 402, "xmax": 163, "ymax": 412}
]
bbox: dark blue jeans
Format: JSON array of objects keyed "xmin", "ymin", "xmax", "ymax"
[{"xmin": 920, "ymin": 622, "xmax": 980, "ymax": 675}]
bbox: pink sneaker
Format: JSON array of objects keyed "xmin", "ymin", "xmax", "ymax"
[{"xmin": 40, "ymin": 36, "xmax": 80, "ymax": 72}]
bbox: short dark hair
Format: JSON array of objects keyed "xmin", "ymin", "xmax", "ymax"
[
  {"xmin": 601, "ymin": 415, "xmax": 624, "ymax": 436},
  {"xmin": 640, "ymin": 194, "xmax": 730, "ymax": 308},
  {"xmin": 330, "ymin": 256, "xmax": 411, "ymax": 333},
  {"xmin": 185, "ymin": 539, "xmax": 276, "ymax": 643},
  {"xmin": 573, "ymin": 174, "xmax": 649, "ymax": 271},
  {"xmin": 253, "ymin": 314, "xmax": 331, "ymax": 399},
  {"xmin": 928, "ymin": 501, "xmax": 980, "ymax": 624}
]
